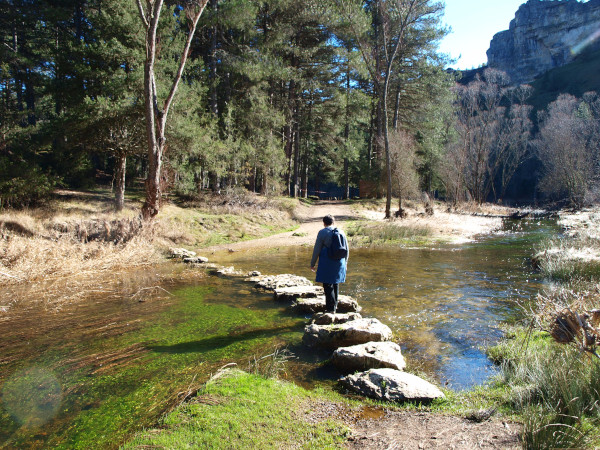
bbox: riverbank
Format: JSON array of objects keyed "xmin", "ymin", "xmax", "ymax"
[
  {"xmin": 488, "ymin": 208, "xmax": 600, "ymax": 448},
  {"xmin": 126, "ymin": 368, "xmax": 522, "ymax": 449},
  {"xmin": 0, "ymin": 190, "xmax": 512, "ymax": 294}
]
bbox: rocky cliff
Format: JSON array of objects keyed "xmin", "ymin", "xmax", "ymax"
[{"xmin": 487, "ymin": 0, "xmax": 600, "ymax": 84}]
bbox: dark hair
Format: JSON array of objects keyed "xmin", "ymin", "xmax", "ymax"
[{"xmin": 323, "ymin": 215, "xmax": 335, "ymax": 226}]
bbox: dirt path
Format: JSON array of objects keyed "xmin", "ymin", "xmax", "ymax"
[
  {"xmin": 304, "ymin": 398, "xmax": 521, "ymax": 449},
  {"xmin": 204, "ymin": 200, "xmax": 363, "ymax": 254}
]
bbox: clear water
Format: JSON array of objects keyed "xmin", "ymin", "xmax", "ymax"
[
  {"xmin": 209, "ymin": 218, "xmax": 555, "ymax": 390},
  {"xmin": 0, "ymin": 217, "xmax": 554, "ymax": 447}
]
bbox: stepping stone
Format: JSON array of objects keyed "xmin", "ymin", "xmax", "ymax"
[
  {"xmin": 183, "ymin": 256, "xmax": 209, "ymax": 264},
  {"xmin": 292, "ymin": 295, "xmax": 361, "ymax": 314},
  {"xmin": 311, "ymin": 312, "xmax": 362, "ymax": 325},
  {"xmin": 332, "ymin": 342, "xmax": 406, "ymax": 372},
  {"xmin": 303, "ymin": 318, "xmax": 392, "ymax": 349},
  {"xmin": 247, "ymin": 274, "xmax": 314, "ymax": 291},
  {"xmin": 169, "ymin": 247, "xmax": 196, "ymax": 259},
  {"xmin": 340, "ymin": 368, "xmax": 445, "ymax": 403},
  {"xmin": 273, "ymin": 285, "xmax": 323, "ymax": 302},
  {"xmin": 212, "ymin": 266, "xmax": 246, "ymax": 277}
]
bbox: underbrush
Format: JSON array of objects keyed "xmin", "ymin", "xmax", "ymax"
[
  {"xmin": 484, "ymin": 208, "xmax": 600, "ymax": 448},
  {"xmin": 533, "ymin": 210, "xmax": 600, "ymax": 282}
]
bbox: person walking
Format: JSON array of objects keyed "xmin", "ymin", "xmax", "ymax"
[{"xmin": 310, "ymin": 214, "xmax": 348, "ymax": 313}]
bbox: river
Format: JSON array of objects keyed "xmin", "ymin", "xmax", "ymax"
[{"xmin": 0, "ymin": 217, "xmax": 554, "ymax": 448}]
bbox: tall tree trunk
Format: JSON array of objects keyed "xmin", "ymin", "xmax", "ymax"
[
  {"xmin": 209, "ymin": 0, "xmax": 218, "ymax": 116},
  {"xmin": 284, "ymin": 80, "xmax": 296, "ymax": 196},
  {"xmin": 114, "ymin": 151, "xmax": 127, "ymax": 212},
  {"xmin": 393, "ymin": 83, "xmax": 401, "ymax": 131},
  {"xmin": 292, "ymin": 117, "xmax": 300, "ymax": 197},
  {"xmin": 302, "ymin": 159, "xmax": 308, "ymax": 198},
  {"xmin": 344, "ymin": 63, "xmax": 351, "ymax": 199}
]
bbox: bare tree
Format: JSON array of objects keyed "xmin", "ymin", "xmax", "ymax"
[
  {"xmin": 136, "ymin": 0, "xmax": 209, "ymax": 219},
  {"xmin": 536, "ymin": 93, "xmax": 598, "ymax": 207},
  {"xmin": 448, "ymin": 69, "xmax": 532, "ymax": 204},
  {"xmin": 387, "ymin": 128, "xmax": 419, "ymax": 216}
]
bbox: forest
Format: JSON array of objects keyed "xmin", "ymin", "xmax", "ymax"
[{"xmin": 1, "ymin": 0, "xmax": 599, "ymax": 217}]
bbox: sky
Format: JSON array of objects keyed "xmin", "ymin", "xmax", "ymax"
[{"xmin": 439, "ymin": 0, "xmax": 527, "ymax": 70}]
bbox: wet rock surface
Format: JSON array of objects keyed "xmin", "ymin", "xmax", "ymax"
[
  {"xmin": 340, "ymin": 368, "xmax": 444, "ymax": 403},
  {"xmin": 303, "ymin": 318, "xmax": 392, "ymax": 349},
  {"xmin": 169, "ymin": 247, "xmax": 196, "ymax": 259},
  {"xmin": 292, "ymin": 295, "xmax": 361, "ymax": 314},
  {"xmin": 332, "ymin": 342, "xmax": 406, "ymax": 372}
]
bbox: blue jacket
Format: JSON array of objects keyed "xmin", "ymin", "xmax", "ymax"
[{"xmin": 310, "ymin": 226, "xmax": 348, "ymax": 284}]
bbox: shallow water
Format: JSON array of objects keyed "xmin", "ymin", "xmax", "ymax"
[
  {"xmin": 0, "ymin": 218, "xmax": 555, "ymax": 447},
  {"xmin": 210, "ymin": 218, "xmax": 555, "ymax": 389}
]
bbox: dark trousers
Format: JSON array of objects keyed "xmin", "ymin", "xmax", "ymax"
[{"xmin": 323, "ymin": 283, "xmax": 339, "ymax": 313}]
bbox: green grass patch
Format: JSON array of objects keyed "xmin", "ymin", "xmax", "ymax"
[{"xmin": 124, "ymin": 370, "xmax": 351, "ymax": 449}]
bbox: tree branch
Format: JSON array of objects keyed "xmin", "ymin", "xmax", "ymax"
[
  {"xmin": 161, "ymin": 0, "xmax": 209, "ymax": 130},
  {"xmin": 136, "ymin": 0, "xmax": 149, "ymax": 28}
]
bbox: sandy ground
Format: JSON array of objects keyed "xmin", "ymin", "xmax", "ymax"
[{"xmin": 204, "ymin": 201, "xmax": 506, "ymax": 255}]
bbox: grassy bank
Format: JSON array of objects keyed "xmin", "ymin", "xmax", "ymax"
[
  {"xmin": 124, "ymin": 369, "xmax": 351, "ymax": 449},
  {"xmin": 486, "ymin": 328, "xmax": 600, "ymax": 448},
  {"xmin": 346, "ymin": 220, "xmax": 433, "ymax": 246}
]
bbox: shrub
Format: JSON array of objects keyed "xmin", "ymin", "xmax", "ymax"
[{"xmin": 0, "ymin": 164, "xmax": 57, "ymax": 209}]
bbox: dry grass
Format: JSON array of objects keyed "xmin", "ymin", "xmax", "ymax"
[{"xmin": 0, "ymin": 189, "xmax": 298, "ymax": 306}]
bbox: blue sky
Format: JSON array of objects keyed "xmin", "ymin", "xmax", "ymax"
[{"xmin": 439, "ymin": 0, "xmax": 527, "ymax": 69}]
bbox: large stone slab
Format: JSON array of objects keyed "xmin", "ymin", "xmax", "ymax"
[
  {"xmin": 340, "ymin": 368, "xmax": 444, "ymax": 403},
  {"xmin": 303, "ymin": 318, "xmax": 392, "ymax": 349},
  {"xmin": 273, "ymin": 285, "xmax": 323, "ymax": 302},
  {"xmin": 246, "ymin": 274, "xmax": 313, "ymax": 291},
  {"xmin": 332, "ymin": 342, "xmax": 406, "ymax": 372},
  {"xmin": 292, "ymin": 295, "xmax": 361, "ymax": 314},
  {"xmin": 311, "ymin": 312, "xmax": 362, "ymax": 325}
]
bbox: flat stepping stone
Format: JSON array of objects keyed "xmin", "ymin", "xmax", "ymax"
[
  {"xmin": 246, "ymin": 274, "xmax": 313, "ymax": 291},
  {"xmin": 169, "ymin": 247, "xmax": 196, "ymax": 259},
  {"xmin": 303, "ymin": 318, "xmax": 392, "ymax": 349},
  {"xmin": 273, "ymin": 285, "xmax": 323, "ymax": 302},
  {"xmin": 311, "ymin": 312, "xmax": 362, "ymax": 325},
  {"xmin": 340, "ymin": 368, "xmax": 445, "ymax": 403},
  {"xmin": 212, "ymin": 266, "xmax": 246, "ymax": 277},
  {"xmin": 292, "ymin": 295, "xmax": 361, "ymax": 314},
  {"xmin": 332, "ymin": 342, "xmax": 406, "ymax": 372},
  {"xmin": 183, "ymin": 256, "xmax": 209, "ymax": 264}
]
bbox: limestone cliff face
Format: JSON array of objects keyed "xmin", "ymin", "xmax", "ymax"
[{"xmin": 487, "ymin": 0, "xmax": 600, "ymax": 84}]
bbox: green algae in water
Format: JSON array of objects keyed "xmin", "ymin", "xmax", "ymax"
[{"xmin": 1, "ymin": 284, "xmax": 305, "ymax": 449}]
